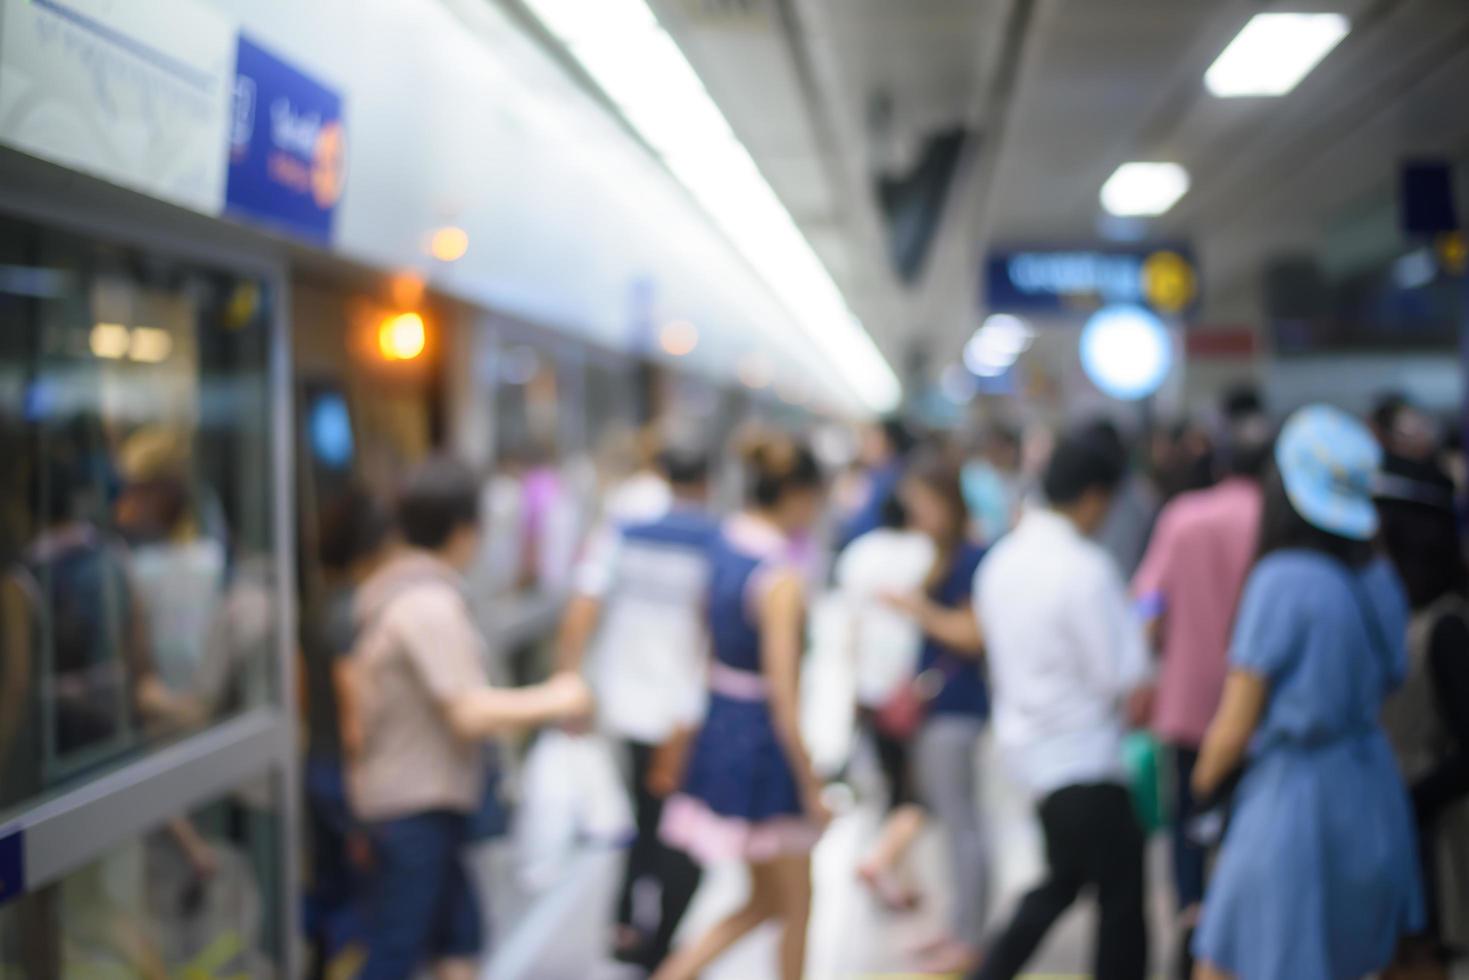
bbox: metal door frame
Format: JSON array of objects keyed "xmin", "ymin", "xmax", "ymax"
[{"xmin": 0, "ymin": 166, "xmax": 301, "ymax": 976}]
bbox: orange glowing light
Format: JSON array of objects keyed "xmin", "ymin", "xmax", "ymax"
[
  {"xmin": 659, "ymin": 320, "xmax": 698, "ymax": 357},
  {"xmin": 378, "ymin": 312, "xmax": 427, "ymax": 361},
  {"xmin": 388, "ymin": 273, "xmax": 426, "ymax": 308},
  {"xmin": 429, "ymin": 226, "xmax": 470, "ymax": 262},
  {"xmin": 1437, "ymin": 231, "xmax": 1468, "ymax": 277}
]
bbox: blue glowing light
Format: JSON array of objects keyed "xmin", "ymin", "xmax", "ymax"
[
  {"xmin": 309, "ymin": 393, "xmax": 355, "ymax": 470},
  {"xmin": 1079, "ymin": 305, "xmax": 1172, "ymax": 401}
]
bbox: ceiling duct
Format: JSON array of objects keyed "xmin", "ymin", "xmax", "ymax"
[{"xmin": 875, "ymin": 126, "xmax": 973, "ymax": 286}]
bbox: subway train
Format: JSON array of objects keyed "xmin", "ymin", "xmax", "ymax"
[{"xmin": 0, "ymin": 134, "xmax": 779, "ymax": 976}]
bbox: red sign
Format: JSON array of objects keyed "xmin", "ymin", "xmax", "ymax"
[{"xmin": 1186, "ymin": 327, "xmax": 1257, "ymax": 360}]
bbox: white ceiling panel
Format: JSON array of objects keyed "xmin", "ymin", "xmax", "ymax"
[{"xmin": 516, "ymin": 0, "xmax": 1469, "ymax": 386}]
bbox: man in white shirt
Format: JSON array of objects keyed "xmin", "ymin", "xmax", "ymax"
[
  {"xmin": 971, "ymin": 428, "xmax": 1152, "ymax": 980},
  {"xmin": 557, "ymin": 446, "xmax": 716, "ymax": 971}
]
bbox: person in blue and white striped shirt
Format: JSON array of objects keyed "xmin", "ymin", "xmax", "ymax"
[{"xmin": 557, "ymin": 444, "xmax": 718, "ymax": 972}]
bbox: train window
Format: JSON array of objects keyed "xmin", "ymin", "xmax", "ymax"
[
  {"xmin": 477, "ymin": 334, "xmax": 570, "ymax": 595},
  {"xmin": 585, "ymin": 356, "xmax": 635, "ymax": 451},
  {"xmin": 0, "ymin": 215, "xmax": 280, "ymax": 818},
  {"xmin": 492, "ymin": 338, "xmax": 559, "ymax": 465}
]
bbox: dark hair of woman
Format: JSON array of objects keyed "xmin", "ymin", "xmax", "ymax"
[
  {"xmin": 903, "ymin": 452, "xmax": 970, "ymax": 589},
  {"xmin": 905, "ymin": 453, "xmax": 968, "ymax": 551},
  {"xmin": 1256, "ymin": 462, "xmax": 1374, "ymax": 570},
  {"xmin": 742, "ymin": 435, "xmax": 821, "ymax": 509}
]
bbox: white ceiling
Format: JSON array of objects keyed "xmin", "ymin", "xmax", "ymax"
[{"xmin": 643, "ymin": 0, "xmax": 1469, "ymax": 385}]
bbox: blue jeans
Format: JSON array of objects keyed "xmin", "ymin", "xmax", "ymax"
[
  {"xmin": 359, "ymin": 811, "xmax": 483, "ymax": 980},
  {"xmin": 303, "ymin": 755, "xmax": 365, "ymax": 970}
]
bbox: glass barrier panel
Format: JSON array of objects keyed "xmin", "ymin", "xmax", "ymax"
[
  {"xmin": 0, "ymin": 784, "xmax": 283, "ymax": 979},
  {"xmin": 0, "ymin": 214, "xmax": 279, "ymax": 820}
]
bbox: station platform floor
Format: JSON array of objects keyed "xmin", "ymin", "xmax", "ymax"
[
  {"xmin": 466, "ymin": 599, "xmax": 1469, "ymax": 980},
  {"xmin": 473, "ymin": 601, "xmax": 1182, "ymax": 980},
  {"xmin": 474, "ymin": 735, "xmax": 1178, "ymax": 980}
]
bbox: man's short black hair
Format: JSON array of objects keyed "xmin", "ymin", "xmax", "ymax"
[
  {"xmin": 658, "ymin": 446, "xmax": 711, "ymax": 487},
  {"xmin": 1044, "ymin": 427, "xmax": 1126, "ymax": 506},
  {"xmin": 1222, "ymin": 414, "xmax": 1274, "ymax": 479},
  {"xmin": 397, "ymin": 455, "xmax": 479, "ymax": 551},
  {"xmin": 1221, "ymin": 384, "xmax": 1264, "ymax": 422},
  {"xmin": 1082, "ymin": 418, "xmax": 1128, "ymax": 469}
]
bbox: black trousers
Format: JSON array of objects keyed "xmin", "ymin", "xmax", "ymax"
[
  {"xmin": 858, "ymin": 707, "xmax": 918, "ymax": 813},
  {"xmin": 971, "ymin": 782, "xmax": 1148, "ymax": 980},
  {"xmin": 616, "ymin": 739, "xmax": 702, "ymax": 970},
  {"xmin": 1169, "ymin": 745, "xmax": 1206, "ymax": 912}
]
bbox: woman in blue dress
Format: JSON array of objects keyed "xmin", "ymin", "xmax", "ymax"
[
  {"xmin": 1191, "ymin": 405, "xmax": 1424, "ymax": 980},
  {"xmin": 657, "ymin": 436, "xmax": 831, "ymax": 980}
]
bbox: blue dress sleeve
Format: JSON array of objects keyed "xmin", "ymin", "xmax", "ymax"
[
  {"xmin": 950, "ymin": 544, "xmax": 987, "ymax": 606},
  {"xmin": 1229, "ymin": 558, "xmax": 1304, "ymax": 681}
]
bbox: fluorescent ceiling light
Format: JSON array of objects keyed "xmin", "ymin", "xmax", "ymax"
[
  {"xmin": 1205, "ymin": 13, "xmax": 1350, "ymax": 98},
  {"xmin": 1101, "ymin": 162, "xmax": 1190, "ymax": 217},
  {"xmin": 977, "ymin": 314, "xmax": 1033, "ymax": 357},
  {"xmin": 963, "ymin": 313, "xmax": 1033, "ymax": 376},
  {"xmin": 522, "ymin": 0, "xmax": 899, "ymax": 414},
  {"xmin": 524, "ymin": 0, "xmax": 656, "ymax": 45}
]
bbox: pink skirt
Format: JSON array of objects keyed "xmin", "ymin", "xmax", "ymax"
[{"xmin": 660, "ymin": 793, "xmax": 822, "ymax": 865}]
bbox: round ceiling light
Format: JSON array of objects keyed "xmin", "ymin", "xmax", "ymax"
[{"xmin": 1079, "ymin": 305, "xmax": 1172, "ymax": 400}]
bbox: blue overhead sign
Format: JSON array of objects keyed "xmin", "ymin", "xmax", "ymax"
[
  {"xmin": 985, "ymin": 246, "xmax": 1199, "ymax": 317},
  {"xmin": 225, "ymin": 35, "xmax": 345, "ymax": 244}
]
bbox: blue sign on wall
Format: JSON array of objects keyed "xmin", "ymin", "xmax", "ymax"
[
  {"xmin": 0, "ymin": 829, "xmax": 23, "ymax": 907},
  {"xmin": 225, "ymin": 35, "xmax": 345, "ymax": 244},
  {"xmin": 984, "ymin": 246, "xmax": 1199, "ymax": 318}
]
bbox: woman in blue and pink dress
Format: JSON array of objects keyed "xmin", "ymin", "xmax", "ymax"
[{"xmin": 657, "ymin": 436, "xmax": 831, "ymax": 980}]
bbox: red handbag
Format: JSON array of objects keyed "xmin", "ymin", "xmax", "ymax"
[
  {"xmin": 872, "ymin": 679, "xmax": 925, "ymax": 740},
  {"xmin": 871, "ymin": 666, "xmax": 950, "ymax": 741}
]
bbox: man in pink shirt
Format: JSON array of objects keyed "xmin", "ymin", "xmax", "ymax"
[{"xmin": 1132, "ymin": 413, "xmax": 1271, "ymax": 944}]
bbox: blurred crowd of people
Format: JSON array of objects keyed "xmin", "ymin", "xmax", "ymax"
[{"xmin": 292, "ymin": 385, "xmax": 1467, "ymax": 980}]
